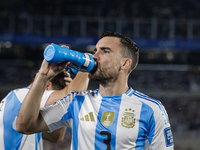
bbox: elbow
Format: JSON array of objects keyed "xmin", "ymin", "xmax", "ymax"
[
  {"xmin": 16, "ymin": 123, "xmax": 33, "ymax": 134},
  {"xmin": 16, "ymin": 121, "xmax": 35, "ymax": 135},
  {"xmin": 16, "ymin": 115, "xmax": 37, "ymax": 134},
  {"xmin": 16, "ymin": 120, "xmax": 27, "ymax": 134},
  {"xmin": 16, "ymin": 124, "xmax": 30, "ymax": 134}
]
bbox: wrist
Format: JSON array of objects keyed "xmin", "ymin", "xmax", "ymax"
[{"xmin": 35, "ymin": 72, "xmax": 51, "ymax": 86}]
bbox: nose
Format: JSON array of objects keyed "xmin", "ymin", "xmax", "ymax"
[{"xmin": 92, "ymin": 51, "xmax": 100, "ymax": 61}]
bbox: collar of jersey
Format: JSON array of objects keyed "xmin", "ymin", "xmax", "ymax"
[{"xmin": 98, "ymin": 87, "xmax": 134, "ymax": 99}]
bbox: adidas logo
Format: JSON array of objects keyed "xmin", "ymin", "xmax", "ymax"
[{"xmin": 80, "ymin": 112, "xmax": 95, "ymax": 122}]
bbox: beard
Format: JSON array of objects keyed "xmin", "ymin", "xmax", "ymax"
[{"xmin": 89, "ymin": 63, "xmax": 120, "ymax": 85}]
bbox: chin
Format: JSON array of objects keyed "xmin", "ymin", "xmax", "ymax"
[
  {"xmin": 88, "ymin": 71, "xmax": 100, "ymax": 81},
  {"xmin": 88, "ymin": 73, "xmax": 95, "ymax": 80},
  {"xmin": 89, "ymin": 68, "xmax": 98, "ymax": 77}
]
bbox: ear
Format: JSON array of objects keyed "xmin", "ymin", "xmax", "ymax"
[
  {"xmin": 121, "ymin": 58, "xmax": 132, "ymax": 71},
  {"xmin": 45, "ymin": 82, "xmax": 53, "ymax": 90}
]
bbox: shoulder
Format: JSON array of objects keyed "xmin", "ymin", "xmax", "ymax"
[
  {"xmin": 130, "ymin": 90, "xmax": 164, "ymax": 110},
  {"xmin": 11, "ymin": 87, "xmax": 30, "ymax": 103},
  {"xmin": 41, "ymin": 90, "xmax": 55, "ymax": 107},
  {"xmin": 131, "ymin": 90, "xmax": 170, "ymax": 124}
]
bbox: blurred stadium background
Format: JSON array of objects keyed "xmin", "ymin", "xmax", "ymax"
[{"xmin": 0, "ymin": 0, "xmax": 200, "ymax": 149}]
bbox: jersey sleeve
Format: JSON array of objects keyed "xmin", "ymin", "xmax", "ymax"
[
  {"xmin": 40, "ymin": 90, "xmax": 55, "ymax": 108},
  {"xmin": 146, "ymin": 107, "xmax": 174, "ymax": 150},
  {"xmin": 40, "ymin": 92, "xmax": 76, "ymax": 132}
]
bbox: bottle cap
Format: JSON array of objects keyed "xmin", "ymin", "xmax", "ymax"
[{"xmin": 44, "ymin": 44, "xmax": 57, "ymax": 63}]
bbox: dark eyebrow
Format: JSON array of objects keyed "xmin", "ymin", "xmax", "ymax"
[
  {"xmin": 93, "ymin": 47, "xmax": 111, "ymax": 51},
  {"xmin": 93, "ymin": 47, "xmax": 112, "ymax": 54},
  {"xmin": 100, "ymin": 47, "xmax": 112, "ymax": 51}
]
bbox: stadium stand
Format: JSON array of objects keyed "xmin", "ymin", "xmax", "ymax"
[{"xmin": 0, "ymin": 0, "xmax": 200, "ymax": 149}]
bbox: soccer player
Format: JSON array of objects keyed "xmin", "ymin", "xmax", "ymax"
[
  {"xmin": 16, "ymin": 31, "xmax": 174, "ymax": 149},
  {"xmin": 0, "ymin": 46, "xmax": 89, "ymax": 150}
]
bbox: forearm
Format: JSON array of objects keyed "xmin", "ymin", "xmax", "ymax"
[
  {"xmin": 16, "ymin": 73, "xmax": 49, "ymax": 133},
  {"xmin": 48, "ymin": 72, "xmax": 89, "ymax": 102},
  {"xmin": 68, "ymin": 72, "xmax": 89, "ymax": 92}
]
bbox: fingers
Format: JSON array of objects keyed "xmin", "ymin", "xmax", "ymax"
[
  {"xmin": 84, "ymin": 52, "xmax": 92, "ymax": 55},
  {"xmin": 42, "ymin": 43, "xmax": 70, "ymax": 77},
  {"xmin": 63, "ymin": 70, "xmax": 72, "ymax": 86},
  {"xmin": 51, "ymin": 43, "xmax": 69, "ymax": 49},
  {"xmin": 63, "ymin": 70, "xmax": 71, "ymax": 78},
  {"xmin": 59, "ymin": 61, "xmax": 70, "ymax": 69},
  {"xmin": 64, "ymin": 77, "xmax": 73, "ymax": 86},
  {"xmin": 61, "ymin": 45, "xmax": 69, "ymax": 49},
  {"xmin": 39, "ymin": 59, "xmax": 70, "ymax": 79},
  {"xmin": 39, "ymin": 59, "xmax": 50, "ymax": 75}
]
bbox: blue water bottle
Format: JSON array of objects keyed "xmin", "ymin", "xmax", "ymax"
[{"xmin": 43, "ymin": 44, "xmax": 97, "ymax": 73}]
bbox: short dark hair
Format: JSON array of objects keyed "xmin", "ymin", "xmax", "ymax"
[
  {"xmin": 50, "ymin": 71, "xmax": 67, "ymax": 90},
  {"xmin": 100, "ymin": 31, "xmax": 139, "ymax": 73}
]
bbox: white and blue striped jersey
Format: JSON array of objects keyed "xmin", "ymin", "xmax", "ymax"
[
  {"xmin": 0, "ymin": 88, "xmax": 54, "ymax": 150},
  {"xmin": 41, "ymin": 87, "xmax": 174, "ymax": 150}
]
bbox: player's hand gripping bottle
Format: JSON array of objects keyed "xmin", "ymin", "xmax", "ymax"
[{"xmin": 43, "ymin": 44, "xmax": 97, "ymax": 73}]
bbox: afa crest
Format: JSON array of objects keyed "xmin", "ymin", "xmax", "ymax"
[
  {"xmin": 101, "ymin": 111, "xmax": 115, "ymax": 127},
  {"xmin": 121, "ymin": 108, "xmax": 136, "ymax": 128}
]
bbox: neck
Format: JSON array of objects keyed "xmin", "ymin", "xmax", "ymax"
[{"xmin": 99, "ymin": 74, "xmax": 129, "ymax": 96}]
